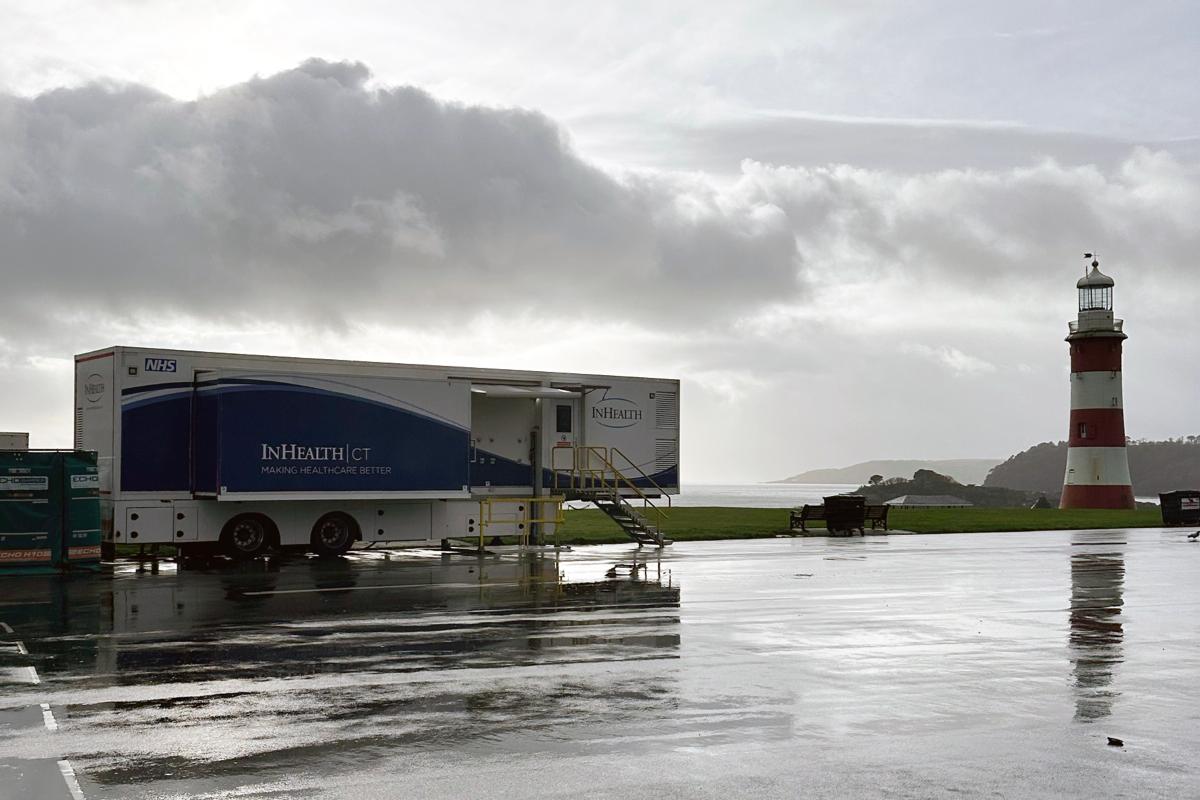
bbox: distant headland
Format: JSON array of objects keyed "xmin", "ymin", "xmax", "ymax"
[
  {"xmin": 774, "ymin": 438, "xmax": 1200, "ymax": 498},
  {"xmin": 773, "ymin": 459, "xmax": 1001, "ymax": 486}
]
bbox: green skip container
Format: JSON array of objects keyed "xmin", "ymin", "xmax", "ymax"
[{"xmin": 0, "ymin": 450, "xmax": 101, "ymax": 573}]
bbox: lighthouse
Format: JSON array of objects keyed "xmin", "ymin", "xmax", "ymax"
[{"xmin": 1060, "ymin": 255, "xmax": 1135, "ymax": 509}]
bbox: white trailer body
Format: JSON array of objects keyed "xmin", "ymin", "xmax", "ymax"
[{"xmin": 74, "ymin": 347, "xmax": 679, "ymax": 553}]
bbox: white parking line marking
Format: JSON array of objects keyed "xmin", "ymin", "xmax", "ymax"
[
  {"xmin": 0, "ymin": 641, "xmax": 26, "ymax": 655},
  {"xmin": 0, "ymin": 622, "xmax": 12, "ymax": 633},
  {"xmin": 57, "ymin": 760, "xmax": 86, "ymax": 800},
  {"xmin": 41, "ymin": 702, "xmax": 59, "ymax": 731},
  {"xmin": 25, "ymin": 665, "xmax": 40, "ymax": 684}
]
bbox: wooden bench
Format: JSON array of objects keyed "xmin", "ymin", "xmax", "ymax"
[
  {"xmin": 789, "ymin": 504, "xmax": 889, "ymax": 533},
  {"xmin": 865, "ymin": 504, "xmax": 889, "ymax": 531},
  {"xmin": 789, "ymin": 504, "xmax": 825, "ymax": 531}
]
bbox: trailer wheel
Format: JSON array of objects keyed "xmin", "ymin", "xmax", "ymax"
[
  {"xmin": 220, "ymin": 514, "xmax": 273, "ymax": 560},
  {"xmin": 311, "ymin": 512, "xmax": 357, "ymax": 558}
]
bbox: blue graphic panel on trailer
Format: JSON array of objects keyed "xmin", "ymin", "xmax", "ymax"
[
  {"xmin": 210, "ymin": 380, "xmax": 470, "ymax": 494},
  {"xmin": 121, "ymin": 392, "xmax": 192, "ymax": 492}
]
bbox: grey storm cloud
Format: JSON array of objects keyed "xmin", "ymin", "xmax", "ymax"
[
  {"xmin": 0, "ymin": 59, "xmax": 801, "ymax": 333},
  {"xmin": 1, "ymin": 58, "xmax": 1198, "ymax": 355},
  {"xmin": 732, "ymin": 153, "xmax": 1200, "ymax": 293}
]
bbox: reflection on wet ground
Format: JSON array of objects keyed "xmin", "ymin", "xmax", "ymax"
[
  {"xmin": 1069, "ymin": 532, "xmax": 1125, "ymax": 722},
  {"xmin": 1, "ymin": 549, "xmax": 681, "ymax": 798},
  {"xmin": 2, "ymin": 530, "xmax": 1199, "ymax": 799}
]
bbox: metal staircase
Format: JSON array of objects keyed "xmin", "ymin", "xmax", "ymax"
[
  {"xmin": 593, "ymin": 495, "xmax": 671, "ymax": 547},
  {"xmin": 553, "ymin": 446, "xmax": 673, "ymax": 548}
]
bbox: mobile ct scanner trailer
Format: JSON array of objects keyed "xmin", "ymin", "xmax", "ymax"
[{"xmin": 74, "ymin": 347, "xmax": 680, "ymax": 558}]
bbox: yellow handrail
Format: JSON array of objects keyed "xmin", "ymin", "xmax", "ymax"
[
  {"xmin": 477, "ymin": 495, "xmax": 566, "ymax": 550},
  {"xmin": 610, "ymin": 446, "xmax": 672, "ymax": 512},
  {"xmin": 552, "ymin": 446, "xmax": 670, "ymax": 531}
]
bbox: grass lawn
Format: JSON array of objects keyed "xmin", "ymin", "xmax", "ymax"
[
  {"xmin": 888, "ymin": 507, "xmax": 1163, "ymax": 534},
  {"xmin": 107, "ymin": 507, "xmax": 1169, "ymax": 554},
  {"xmin": 555, "ymin": 507, "xmax": 787, "ymax": 545},
  {"xmin": 554, "ymin": 505, "xmax": 1167, "ymax": 545}
]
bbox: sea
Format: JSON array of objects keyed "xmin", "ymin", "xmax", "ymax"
[
  {"xmin": 576, "ymin": 482, "xmax": 1162, "ymax": 508},
  {"xmin": 671, "ymin": 483, "xmax": 859, "ymax": 508}
]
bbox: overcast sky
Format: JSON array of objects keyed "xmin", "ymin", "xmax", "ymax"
[{"xmin": 1, "ymin": 1, "xmax": 1198, "ymax": 481}]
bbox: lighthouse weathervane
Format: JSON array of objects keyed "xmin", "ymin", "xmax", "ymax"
[{"xmin": 1060, "ymin": 253, "xmax": 1135, "ymax": 509}]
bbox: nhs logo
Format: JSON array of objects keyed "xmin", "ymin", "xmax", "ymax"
[{"xmin": 144, "ymin": 358, "xmax": 177, "ymax": 373}]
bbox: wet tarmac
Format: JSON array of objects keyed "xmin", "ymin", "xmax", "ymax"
[{"xmin": 1, "ymin": 529, "xmax": 1198, "ymax": 799}]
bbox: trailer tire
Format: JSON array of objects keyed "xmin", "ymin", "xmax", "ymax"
[
  {"xmin": 310, "ymin": 512, "xmax": 357, "ymax": 558},
  {"xmin": 220, "ymin": 514, "xmax": 274, "ymax": 560}
]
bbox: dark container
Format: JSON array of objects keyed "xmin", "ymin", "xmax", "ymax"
[
  {"xmin": 0, "ymin": 450, "xmax": 100, "ymax": 573},
  {"xmin": 0, "ymin": 453, "xmax": 55, "ymax": 569},
  {"xmin": 63, "ymin": 451, "xmax": 102, "ymax": 566},
  {"xmin": 1159, "ymin": 490, "xmax": 1200, "ymax": 527},
  {"xmin": 824, "ymin": 494, "xmax": 866, "ymax": 534}
]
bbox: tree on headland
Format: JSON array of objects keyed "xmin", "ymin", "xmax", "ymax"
[
  {"xmin": 912, "ymin": 468, "xmax": 957, "ymax": 485},
  {"xmin": 853, "ymin": 469, "xmax": 1030, "ymax": 507},
  {"xmin": 983, "ymin": 438, "xmax": 1200, "ymax": 495},
  {"xmin": 868, "ymin": 474, "xmax": 883, "ymax": 485}
]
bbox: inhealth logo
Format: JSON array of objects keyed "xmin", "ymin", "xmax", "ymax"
[
  {"xmin": 84, "ymin": 374, "xmax": 106, "ymax": 403},
  {"xmin": 260, "ymin": 444, "xmax": 373, "ymax": 462},
  {"xmin": 591, "ymin": 396, "xmax": 642, "ymax": 428}
]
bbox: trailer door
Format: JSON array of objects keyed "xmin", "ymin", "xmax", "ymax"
[
  {"xmin": 545, "ymin": 394, "xmax": 581, "ymax": 486},
  {"xmin": 469, "ymin": 391, "xmax": 537, "ymax": 490}
]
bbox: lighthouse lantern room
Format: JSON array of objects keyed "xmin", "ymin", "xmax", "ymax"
[{"xmin": 1060, "ymin": 255, "xmax": 1135, "ymax": 509}]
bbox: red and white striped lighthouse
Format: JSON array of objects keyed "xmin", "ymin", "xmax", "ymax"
[{"xmin": 1060, "ymin": 255, "xmax": 1134, "ymax": 509}]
